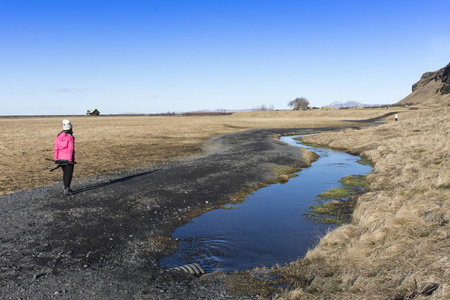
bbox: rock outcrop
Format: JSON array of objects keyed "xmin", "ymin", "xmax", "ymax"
[
  {"xmin": 412, "ymin": 63, "xmax": 450, "ymax": 94},
  {"xmin": 397, "ymin": 62, "xmax": 450, "ymax": 107}
]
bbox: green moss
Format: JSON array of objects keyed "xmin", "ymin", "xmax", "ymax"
[
  {"xmin": 304, "ymin": 175, "xmax": 368, "ymax": 226},
  {"xmin": 221, "ymin": 205, "xmax": 237, "ymax": 210},
  {"xmin": 339, "ymin": 175, "xmax": 368, "ymax": 189},
  {"xmin": 318, "ymin": 187, "xmax": 350, "ymax": 200},
  {"xmin": 306, "ymin": 201, "xmax": 350, "ymax": 226},
  {"xmin": 356, "ymin": 157, "xmax": 373, "ymax": 166},
  {"xmin": 310, "ymin": 203, "xmax": 335, "ymax": 215}
]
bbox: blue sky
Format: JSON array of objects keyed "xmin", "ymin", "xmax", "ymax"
[{"xmin": 1, "ymin": 0, "xmax": 449, "ymax": 115}]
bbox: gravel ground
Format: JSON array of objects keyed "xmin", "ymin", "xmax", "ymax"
[{"xmin": 1, "ymin": 128, "xmax": 339, "ymax": 299}]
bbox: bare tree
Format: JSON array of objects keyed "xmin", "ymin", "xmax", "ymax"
[
  {"xmin": 288, "ymin": 97, "xmax": 310, "ymax": 110},
  {"xmin": 255, "ymin": 104, "xmax": 275, "ymax": 111}
]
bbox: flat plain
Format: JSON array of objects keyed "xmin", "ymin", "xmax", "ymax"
[
  {"xmin": 0, "ymin": 109, "xmax": 392, "ymax": 194},
  {"xmin": 1, "ymin": 106, "xmax": 448, "ymax": 299}
]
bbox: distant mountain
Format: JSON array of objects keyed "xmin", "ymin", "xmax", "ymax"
[
  {"xmin": 325, "ymin": 101, "xmax": 380, "ymax": 109},
  {"xmin": 397, "ymin": 62, "xmax": 450, "ymax": 107}
]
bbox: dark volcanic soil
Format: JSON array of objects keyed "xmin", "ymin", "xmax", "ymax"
[{"xmin": 1, "ymin": 128, "xmax": 339, "ymax": 299}]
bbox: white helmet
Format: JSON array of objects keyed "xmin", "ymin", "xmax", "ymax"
[{"xmin": 62, "ymin": 119, "xmax": 72, "ymax": 130}]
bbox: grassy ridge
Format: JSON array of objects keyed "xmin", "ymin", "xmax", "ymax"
[{"xmin": 273, "ymin": 107, "xmax": 449, "ymax": 299}]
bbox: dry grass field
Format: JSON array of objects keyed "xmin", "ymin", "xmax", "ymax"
[
  {"xmin": 274, "ymin": 107, "xmax": 449, "ymax": 299},
  {"xmin": 1, "ymin": 106, "xmax": 447, "ymax": 298},
  {"xmin": 0, "ymin": 109, "xmax": 391, "ymax": 194}
]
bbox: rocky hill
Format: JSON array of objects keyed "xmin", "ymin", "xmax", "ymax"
[{"xmin": 397, "ymin": 62, "xmax": 450, "ymax": 107}]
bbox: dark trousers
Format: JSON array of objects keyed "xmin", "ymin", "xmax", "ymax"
[{"xmin": 61, "ymin": 164, "xmax": 74, "ymax": 188}]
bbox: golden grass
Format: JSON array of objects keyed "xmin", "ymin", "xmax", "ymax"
[
  {"xmin": 274, "ymin": 107, "xmax": 450, "ymax": 299},
  {"xmin": 0, "ymin": 109, "xmax": 386, "ymax": 194},
  {"xmin": 2, "ymin": 107, "xmax": 446, "ymax": 298}
]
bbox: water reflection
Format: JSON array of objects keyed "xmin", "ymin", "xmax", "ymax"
[{"xmin": 159, "ymin": 135, "xmax": 371, "ymax": 273}]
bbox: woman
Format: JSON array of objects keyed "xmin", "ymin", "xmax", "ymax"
[{"xmin": 54, "ymin": 119, "xmax": 75, "ymax": 196}]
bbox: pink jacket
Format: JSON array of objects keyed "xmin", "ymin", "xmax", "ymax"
[{"xmin": 54, "ymin": 132, "xmax": 75, "ymax": 162}]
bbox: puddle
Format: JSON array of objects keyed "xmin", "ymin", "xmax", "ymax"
[{"xmin": 159, "ymin": 135, "xmax": 372, "ymax": 273}]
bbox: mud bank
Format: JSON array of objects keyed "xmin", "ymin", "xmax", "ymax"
[{"xmin": 0, "ymin": 127, "xmax": 346, "ymax": 299}]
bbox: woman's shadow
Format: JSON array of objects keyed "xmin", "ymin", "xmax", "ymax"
[{"xmin": 72, "ymin": 169, "xmax": 162, "ymax": 195}]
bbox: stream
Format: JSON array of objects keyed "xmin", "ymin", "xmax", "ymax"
[{"xmin": 159, "ymin": 135, "xmax": 372, "ymax": 273}]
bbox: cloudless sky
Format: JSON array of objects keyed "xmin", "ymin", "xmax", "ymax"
[{"xmin": 1, "ymin": 0, "xmax": 449, "ymax": 115}]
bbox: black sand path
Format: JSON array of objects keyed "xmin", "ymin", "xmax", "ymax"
[{"xmin": 1, "ymin": 127, "xmax": 343, "ymax": 299}]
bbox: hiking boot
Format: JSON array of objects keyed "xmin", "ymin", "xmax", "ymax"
[{"xmin": 64, "ymin": 187, "xmax": 74, "ymax": 196}]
